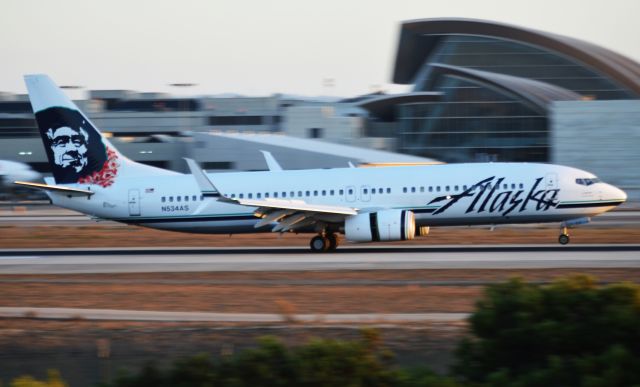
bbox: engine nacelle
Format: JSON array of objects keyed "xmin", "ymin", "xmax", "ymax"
[{"xmin": 345, "ymin": 210, "xmax": 415, "ymax": 242}]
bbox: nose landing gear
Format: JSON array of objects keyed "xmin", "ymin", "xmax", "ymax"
[{"xmin": 558, "ymin": 226, "xmax": 570, "ymax": 245}]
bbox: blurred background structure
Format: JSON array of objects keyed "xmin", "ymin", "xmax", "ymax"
[{"xmin": 0, "ymin": 18, "xmax": 638, "ymax": 201}]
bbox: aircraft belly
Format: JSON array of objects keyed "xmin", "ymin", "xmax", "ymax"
[{"xmin": 140, "ymin": 219, "xmax": 263, "ymax": 234}]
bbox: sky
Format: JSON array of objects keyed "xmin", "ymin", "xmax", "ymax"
[{"xmin": 1, "ymin": 0, "xmax": 639, "ymax": 98}]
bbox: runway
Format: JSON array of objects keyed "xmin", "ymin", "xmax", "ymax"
[
  {"xmin": 0, "ymin": 245, "xmax": 638, "ymax": 274},
  {"xmin": 0, "ymin": 307, "xmax": 468, "ymax": 323}
]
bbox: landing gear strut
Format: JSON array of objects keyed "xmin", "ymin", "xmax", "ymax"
[
  {"xmin": 558, "ymin": 226, "xmax": 570, "ymax": 245},
  {"xmin": 309, "ymin": 233, "xmax": 339, "ymax": 252}
]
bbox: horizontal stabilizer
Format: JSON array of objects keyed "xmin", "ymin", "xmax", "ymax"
[{"xmin": 14, "ymin": 181, "xmax": 94, "ymax": 196}]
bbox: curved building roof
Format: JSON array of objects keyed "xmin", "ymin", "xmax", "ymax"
[
  {"xmin": 355, "ymin": 92, "xmax": 441, "ymax": 121},
  {"xmin": 393, "ymin": 18, "xmax": 640, "ymax": 96},
  {"xmin": 426, "ymin": 64, "xmax": 581, "ymax": 113}
]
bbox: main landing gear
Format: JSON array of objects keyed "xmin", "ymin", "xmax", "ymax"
[
  {"xmin": 558, "ymin": 226, "xmax": 570, "ymax": 245},
  {"xmin": 310, "ymin": 233, "xmax": 339, "ymax": 252}
]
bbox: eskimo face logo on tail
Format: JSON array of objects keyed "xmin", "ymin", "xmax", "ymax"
[
  {"xmin": 36, "ymin": 107, "xmax": 119, "ymax": 187},
  {"xmin": 428, "ymin": 176, "xmax": 559, "ymax": 217}
]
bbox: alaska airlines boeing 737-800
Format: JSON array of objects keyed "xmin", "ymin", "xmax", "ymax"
[{"xmin": 15, "ymin": 75, "xmax": 627, "ymax": 251}]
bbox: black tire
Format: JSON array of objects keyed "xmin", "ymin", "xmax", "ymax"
[
  {"xmin": 326, "ymin": 233, "xmax": 339, "ymax": 251},
  {"xmin": 310, "ymin": 235, "xmax": 328, "ymax": 252},
  {"xmin": 558, "ymin": 234, "xmax": 570, "ymax": 245}
]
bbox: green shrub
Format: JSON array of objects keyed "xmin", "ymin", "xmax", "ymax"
[{"xmin": 454, "ymin": 275, "xmax": 640, "ymax": 386}]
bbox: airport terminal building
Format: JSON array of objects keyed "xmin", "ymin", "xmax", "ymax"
[{"xmin": 0, "ymin": 18, "xmax": 638, "ymax": 199}]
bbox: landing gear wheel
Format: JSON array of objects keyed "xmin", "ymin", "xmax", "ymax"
[
  {"xmin": 558, "ymin": 234, "xmax": 570, "ymax": 245},
  {"xmin": 326, "ymin": 233, "xmax": 339, "ymax": 251},
  {"xmin": 310, "ymin": 235, "xmax": 329, "ymax": 252}
]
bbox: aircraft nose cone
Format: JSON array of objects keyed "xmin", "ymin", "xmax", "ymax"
[{"xmin": 609, "ymin": 184, "xmax": 627, "ymax": 203}]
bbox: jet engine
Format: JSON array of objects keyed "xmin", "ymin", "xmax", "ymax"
[{"xmin": 344, "ymin": 209, "xmax": 415, "ymax": 242}]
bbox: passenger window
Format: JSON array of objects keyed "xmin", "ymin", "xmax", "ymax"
[
  {"xmin": 306, "ymin": 191, "xmax": 310, "ymax": 197},
  {"xmin": 371, "ymin": 189, "xmax": 375, "ymax": 195},
  {"xmin": 386, "ymin": 188, "xmax": 391, "ymax": 194},
  {"xmin": 248, "ymin": 193, "xmax": 253, "ymax": 199},
  {"xmin": 169, "ymin": 196, "xmax": 174, "ymax": 202},
  {"xmin": 297, "ymin": 191, "xmax": 302, "ymax": 197},
  {"xmin": 519, "ymin": 183, "xmax": 524, "ymax": 189},
  {"xmin": 428, "ymin": 186, "xmax": 433, "ymax": 192},
  {"xmin": 161, "ymin": 197, "xmax": 166, "ymax": 203},
  {"xmin": 192, "ymin": 195, "xmax": 197, "ymax": 201},
  {"xmin": 265, "ymin": 193, "xmax": 270, "ymax": 198},
  {"xmin": 348, "ymin": 189, "xmax": 353, "ymax": 195},
  {"xmin": 411, "ymin": 187, "xmax": 416, "ymax": 193},
  {"xmin": 290, "ymin": 191, "xmax": 294, "ymax": 197},
  {"xmin": 200, "ymin": 195, "xmax": 204, "ymax": 201},
  {"xmin": 446, "ymin": 186, "xmax": 450, "ymax": 191},
  {"xmin": 454, "ymin": 185, "xmax": 459, "ymax": 191},
  {"xmin": 503, "ymin": 184, "xmax": 508, "ymax": 190},
  {"xmin": 257, "ymin": 193, "xmax": 262, "ymax": 199},
  {"xmin": 379, "ymin": 188, "xmax": 383, "ymax": 194},
  {"xmin": 322, "ymin": 190, "xmax": 326, "ymax": 196},
  {"xmin": 339, "ymin": 189, "xmax": 344, "ymax": 195},
  {"xmin": 313, "ymin": 190, "xmax": 318, "ymax": 196},
  {"xmin": 363, "ymin": 188, "xmax": 368, "ymax": 194},
  {"xmin": 420, "ymin": 186, "xmax": 424, "ymax": 192},
  {"xmin": 330, "ymin": 190, "xmax": 334, "ymax": 195},
  {"xmin": 230, "ymin": 194, "xmax": 235, "ymax": 199},
  {"xmin": 436, "ymin": 186, "xmax": 441, "ymax": 192},
  {"xmin": 184, "ymin": 196, "xmax": 189, "ymax": 202},
  {"xmin": 239, "ymin": 194, "xmax": 243, "ymax": 199},
  {"xmin": 403, "ymin": 187, "xmax": 407, "ymax": 193},
  {"xmin": 273, "ymin": 192, "xmax": 278, "ymax": 198},
  {"xmin": 282, "ymin": 192, "xmax": 286, "ymax": 198},
  {"xmin": 511, "ymin": 184, "xmax": 516, "ymax": 190},
  {"xmin": 177, "ymin": 196, "xmax": 181, "ymax": 202}
]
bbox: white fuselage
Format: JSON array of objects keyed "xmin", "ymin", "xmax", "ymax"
[{"xmin": 47, "ymin": 162, "xmax": 626, "ymax": 235}]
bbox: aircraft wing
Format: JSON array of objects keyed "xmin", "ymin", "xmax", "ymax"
[
  {"xmin": 14, "ymin": 181, "xmax": 95, "ymax": 197},
  {"xmin": 234, "ymin": 198, "xmax": 356, "ymax": 216},
  {"xmin": 184, "ymin": 158, "xmax": 358, "ymax": 232},
  {"xmin": 239, "ymin": 198, "xmax": 357, "ymax": 232}
]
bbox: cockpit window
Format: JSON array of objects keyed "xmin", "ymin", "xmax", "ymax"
[{"xmin": 576, "ymin": 177, "xmax": 601, "ymax": 186}]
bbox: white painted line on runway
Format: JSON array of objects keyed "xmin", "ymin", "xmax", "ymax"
[{"xmin": 0, "ymin": 307, "xmax": 469, "ymax": 323}]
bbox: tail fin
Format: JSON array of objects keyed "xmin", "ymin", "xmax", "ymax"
[{"xmin": 24, "ymin": 74, "xmax": 174, "ymax": 187}]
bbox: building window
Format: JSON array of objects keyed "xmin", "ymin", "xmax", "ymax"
[{"xmin": 308, "ymin": 127, "xmax": 324, "ymax": 138}]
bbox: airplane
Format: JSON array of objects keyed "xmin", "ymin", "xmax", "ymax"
[{"xmin": 15, "ymin": 74, "xmax": 627, "ymax": 252}]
